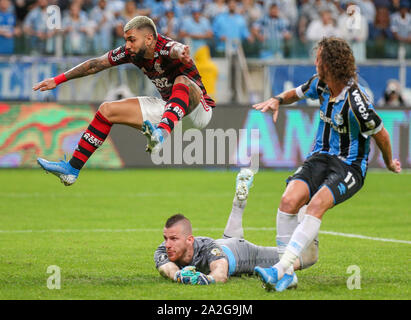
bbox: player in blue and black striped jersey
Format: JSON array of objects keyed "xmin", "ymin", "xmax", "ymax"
[{"xmin": 252, "ymin": 37, "xmax": 402, "ymax": 292}]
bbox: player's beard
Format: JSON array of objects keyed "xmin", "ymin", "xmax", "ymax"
[{"xmin": 134, "ymin": 45, "xmax": 147, "ymax": 60}]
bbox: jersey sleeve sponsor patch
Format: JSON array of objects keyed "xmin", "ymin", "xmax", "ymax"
[
  {"xmin": 160, "ymin": 39, "xmax": 181, "ymax": 59},
  {"xmin": 108, "ymin": 45, "xmax": 130, "ymax": 66},
  {"xmin": 348, "ymin": 85, "xmax": 383, "ymax": 137}
]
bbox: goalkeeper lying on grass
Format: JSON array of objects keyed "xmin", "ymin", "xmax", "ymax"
[{"xmin": 153, "ymin": 169, "xmax": 319, "ymax": 287}]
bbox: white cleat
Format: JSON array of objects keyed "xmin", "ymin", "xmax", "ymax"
[{"xmin": 235, "ymin": 168, "xmax": 254, "ymax": 201}]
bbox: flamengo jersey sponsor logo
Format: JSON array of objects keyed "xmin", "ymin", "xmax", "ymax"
[
  {"xmin": 200, "ymin": 96, "xmax": 210, "ymax": 112},
  {"xmin": 352, "ymin": 89, "xmax": 369, "ymax": 120},
  {"xmin": 320, "ymin": 110, "xmax": 347, "ymax": 134},
  {"xmin": 83, "ymin": 132, "xmax": 103, "ymax": 148},
  {"xmin": 111, "ymin": 51, "xmax": 125, "ymax": 62}
]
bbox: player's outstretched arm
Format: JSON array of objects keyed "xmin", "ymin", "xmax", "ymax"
[
  {"xmin": 372, "ymin": 127, "xmax": 401, "ymax": 173},
  {"xmin": 158, "ymin": 262, "xmax": 181, "ymax": 280},
  {"xmin": 208, "ymin": 259, "xmax": 228, "ymax": 283},
  {"xmin": 32, "ymin": 52, "xmax": 113, "ymax": 92},
  {"xmin": 252, "ymin": 89, "xmax": 300, "ymax": 123}
]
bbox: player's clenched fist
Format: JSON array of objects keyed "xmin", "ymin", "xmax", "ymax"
[
  {"xmin": 174, "ymin": 266, "xmax": 197, "ymax": 284},
  {"xmin": 174, "ymin": 266, "xmax": 215, "ymax": 285}
]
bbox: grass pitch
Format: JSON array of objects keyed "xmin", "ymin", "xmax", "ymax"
[{"xmin": 0, "ymin": 169, "xmax": 410, "ymax": 300}]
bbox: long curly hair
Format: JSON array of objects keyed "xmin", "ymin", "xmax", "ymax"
[{"xmin": 316, "ymin": 37, "xmax": 357, "ymax": 84}]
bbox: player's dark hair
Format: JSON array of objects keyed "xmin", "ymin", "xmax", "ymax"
[
  {"xmin": 316, "ymin": 37, "xmax": 358, "ymax": 84},
  {"xmin": 165, "ymin": 214, "xmax": 190, "ymax": 229}
]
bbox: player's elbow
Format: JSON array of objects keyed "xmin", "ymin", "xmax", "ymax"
[{"xmin": 214, "ymin": 274, "xmax": 228, "ymax": 283}]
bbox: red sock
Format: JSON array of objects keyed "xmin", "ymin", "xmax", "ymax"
[
  {"xmin": 69, "ymin": 111, "xmax": 112, "ymax": 169},
  {"xmin": 157, "ymin": 83, "xmax": 189, "ymax": 133}
]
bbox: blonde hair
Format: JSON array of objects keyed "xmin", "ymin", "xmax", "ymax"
[{"xmin": 124, "ymin": 16, "xmax": 158, "ymax": 38}]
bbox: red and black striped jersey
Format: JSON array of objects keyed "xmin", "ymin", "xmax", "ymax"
[{"xmin": 107, "ymin": 34, "xmax": 216, "ymax": 108}]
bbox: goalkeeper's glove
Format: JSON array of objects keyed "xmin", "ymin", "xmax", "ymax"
[
  {"xmin": 174, "ymin": 266, "xmax": 197, "ymax": 284},
  {"xmin": 174, "ymin": 266, "xmax": 215, "ymax": 285},
  {"xmin": 196, "ymin": 272, "xmax": 215, "ymax": 285}
]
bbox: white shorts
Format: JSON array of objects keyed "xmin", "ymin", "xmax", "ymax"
[{"xmin": 138, "ymin": 96, "xmax": 213, "ymax": 130}]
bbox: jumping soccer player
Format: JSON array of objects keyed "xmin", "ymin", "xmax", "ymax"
[
  {"xmin": 34, "ymin": 16, "xmax": 214, "ymax": 186},
  {"xmin": 154, "ymin": 169, "xmax": 318, "ymax": 286},
  {"xmin": 252, "ymin": 37, "xmax": 401, "ymax": 292}
]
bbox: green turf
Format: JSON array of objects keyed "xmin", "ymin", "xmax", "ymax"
[{"xmin": 0, "ymin": 169, "xmax": 410, "ymax": 300}]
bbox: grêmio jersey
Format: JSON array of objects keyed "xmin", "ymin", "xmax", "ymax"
[
  {"xmin": 296, "ymin": 75, "xmax": 383, "ymax": 177},
  {"xmin": 107, "ymin": 34, "xmax": 215, "ymax": 108}
]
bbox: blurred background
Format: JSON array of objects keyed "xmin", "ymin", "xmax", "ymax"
[{"xmin": 0, "ymin": 0, "xmax": 410, "ymax": 169}]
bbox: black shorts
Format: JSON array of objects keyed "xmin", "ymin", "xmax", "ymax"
[{"xmin": 287, "ymin": 153, "xmax": 365, "ymax": 205}]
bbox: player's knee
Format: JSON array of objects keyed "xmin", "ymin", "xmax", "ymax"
[
  {"xmin": 174, "ymin": 75, "xmax": 191, "ymax": 86},
  {"xmin": 280, "ymin": 194, "xmax": 302, "ymax": 214},
  {"xmin": 306, "ymin": 198, "xmax": 328, "ymax": 218},
  {"xmin": 98, "ymin": 101, "xmax": 114, "ymax": 119}
]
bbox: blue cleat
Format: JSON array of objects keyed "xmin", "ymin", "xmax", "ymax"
[
  {"xmin": 275, "ymin": 272, "xmax": 298, "ymax": 292},
  {"xmin": 254, "ymin": 266, "xmax": 279, "ymax": 291},
  {"xmin": 37, "ymin": 157, "xmax": 79, "ymax": 186},
  {"xmin": 235, "ymin": 168, "xmax": 254, "ymax": 201},
  {"xmin": 142, "ymin": 120, "xmax": 165, "ymax": 154}
]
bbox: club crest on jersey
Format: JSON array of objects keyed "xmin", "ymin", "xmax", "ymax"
[
  {"xmin": 320, "ymin": 110, "xmax": 347, "ymax": 133},
  {"xmin": 154, "ymin": 62, "xmax": 164, "ymax": 74},
  {"xmin": 334, "ymin": 113, "xmax": 344, "ymax": 126}
]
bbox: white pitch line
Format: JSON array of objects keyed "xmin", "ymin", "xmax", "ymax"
[
  {"xmin": 318, "ymin": 230, "xmax": 411, "ymax": 245},
  {"xmin": 0, "ymin": 227, "xmax": 410, "ymax": 245}
]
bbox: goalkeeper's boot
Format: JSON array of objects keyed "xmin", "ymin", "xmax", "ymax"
[
  {"xmin": 37, "ymin": 157, "xmax": 79, "ymax": 186},
  {"xmin": 254, "ymin": 266, "xmax": 279, "ymax": 291},
  {"xmin": 235, "ymin": 168, "xmax": 254, "ymax": 201},
  {"xmin": 275, "ymin": 272, "xmax": 298, "ymax": 292},
  {"xmin": 142, "ymin": 120, "xmax": 166, "ymax": 154}
]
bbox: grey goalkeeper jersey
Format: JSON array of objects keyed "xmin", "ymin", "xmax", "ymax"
[
  {"xmin": 154, "ymin": 236, "xmax": 279, "ymax": 276},
  {"xmin": 154, "ymin": 237, "xmax": 228, "ymax": 275}
]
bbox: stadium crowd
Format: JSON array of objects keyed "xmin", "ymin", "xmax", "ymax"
[{"xmin": 0, "ymin": 0, "xmax": 410, "ymax": 59}]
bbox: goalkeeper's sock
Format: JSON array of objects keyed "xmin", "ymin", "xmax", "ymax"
[
  {"xmin": 223, "ymin": 198, "xmax": 246, "ymax": 239},
  {"xmin": 277, "ymin": 214, "xmax": 322, "ymax": 273},
  {"xmin": 69, "ymin": 110, "xmax": 112, "ymax": 170},
  {"xmin": 157, "ymin": 83, "xmax": 189, "ymax": 134},
  {"xmin": 276, "ymin": 209, "xmax": 299, "ymax": 257}
]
